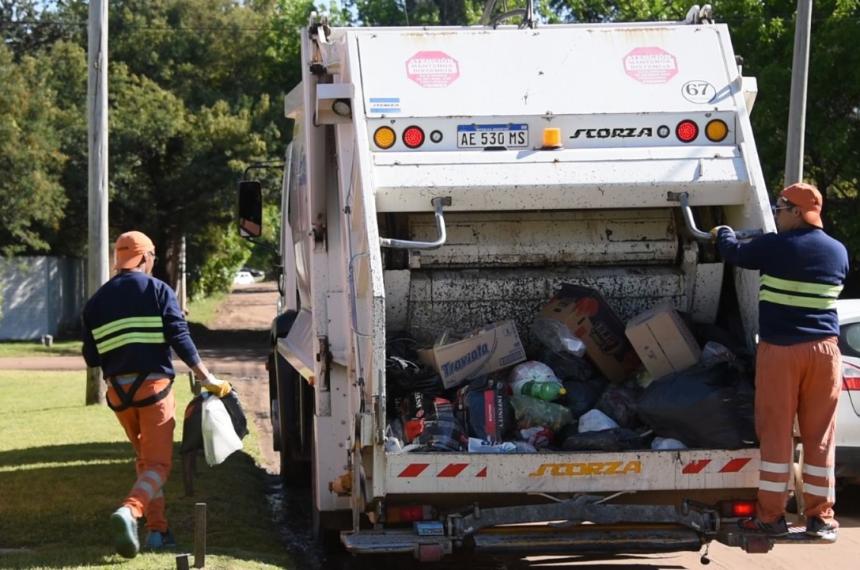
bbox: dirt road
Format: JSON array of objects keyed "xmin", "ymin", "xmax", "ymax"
[{"xmin": 188, "ymin": 281, "xmax": 279, "ymax": 473}]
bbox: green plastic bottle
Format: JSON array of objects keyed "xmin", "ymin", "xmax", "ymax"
[{"xmin": 520, "ymin": 381, "xmax": 567, "ymax": 401}]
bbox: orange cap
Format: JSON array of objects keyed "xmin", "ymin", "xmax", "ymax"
[
  {"xmin": 780, "ymin": 183, "xmax": 823, "ymax": 228},
  {"xmin": 114, "ymin": 231, "xmax": 154, "ymax": 270}
]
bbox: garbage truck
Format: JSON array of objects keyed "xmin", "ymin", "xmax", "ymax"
[{"xmin": 237, "ymin": 9, "xmax": 821, "ymax": 563}]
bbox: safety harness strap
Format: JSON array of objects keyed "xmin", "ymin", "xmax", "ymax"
[{"xmin": 106, "ymin": 373, "xmax": 174, "ymax": 412}]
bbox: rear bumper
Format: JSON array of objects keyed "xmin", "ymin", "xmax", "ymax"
[{"xmin": 342, "ymin": 495, "xmax": 716, "ymax": 560}]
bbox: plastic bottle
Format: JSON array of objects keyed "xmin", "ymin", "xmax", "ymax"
[
  {"xmin": 519, "ymin": 380, "xmax": 567, "ymax": 401},
  {"xmin": 510, "ymin": 396, "xmax": 573, "ymax": 431},
  {"xmin": 509, "ymin": 361, "xmax": 563, "ymax": 396}
]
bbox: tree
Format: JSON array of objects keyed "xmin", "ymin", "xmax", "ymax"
[{"xmin": 0, "ymin": 45, "xmax": 67, "ymax": 255}]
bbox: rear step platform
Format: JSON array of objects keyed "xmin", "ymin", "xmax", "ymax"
[{"xmin": 720, "ymin": 524, "xmax": 837, "ymax": 553}]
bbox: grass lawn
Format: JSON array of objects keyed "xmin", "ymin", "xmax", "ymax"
[
  {"xmin": 186, "ymin": 293, "xmax": 228, "ymax": 328},
  {"xmin": 0, "ymin": 370, "xmax": 296, "ymax": 569},
  {"xmin": 0, "ymin": 340, "xmax": 83, "ymax": 358}
]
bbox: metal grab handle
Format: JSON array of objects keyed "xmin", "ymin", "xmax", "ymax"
[
  {"xmin": 379, "ymin": 197, "xmax": 452, "ymax": 250},
  {"xmin": 668, "ymin": 192, "xmax": 764, "ymax": 242}
]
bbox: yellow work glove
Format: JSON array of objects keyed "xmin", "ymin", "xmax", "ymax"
[{"xmin": 200, "ymin": 375, "xmax": 232, "ymax": 398}]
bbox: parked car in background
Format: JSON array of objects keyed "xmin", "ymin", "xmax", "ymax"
[
  {"xmin": 233, "ymin": 270, "xmax": 256, "ymax": 285},
  {"xmin": 837, "ymin": 299, "xmax": 860, "ymax": 486},
  {"xmin": 242, "ymin": 267, "xmax": 265, "ymax": 279}
]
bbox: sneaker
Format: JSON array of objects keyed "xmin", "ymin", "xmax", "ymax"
[
  {"xmin": 737, "ymin": 516, "xmax": 789, "ymax": 537},
  {"xmin": 109, "ymin": 506, "xmax": 140, "ymax": 558},
  {"xmin": 805, "ymin": 516, "xmax": 838, "ymax": 541},
  {"xmin": 144, "ymin": 528, "xmax": 177, "ymax": 550}
]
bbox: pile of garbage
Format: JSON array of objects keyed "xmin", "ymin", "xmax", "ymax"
[{"xmin": 385, "ymin": 284, "xmax": 756, "ymax": 454}]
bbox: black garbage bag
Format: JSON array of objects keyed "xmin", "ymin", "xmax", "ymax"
[
  {"xmin": 385, "ymin": 335, "xmax": 454, "ymax": 416},
  {"xmin": 561, "ymin": 428, "xmax": 651, "ymax": 452},
  {"xmin": 596, "ymin": 385, "xmax": 640, "ymax": 428},
  {"xmin": 535, "ymin": 345, "xmax": 596, "ymax": 383},
  {"xmin": 181, "ymin": 390, "xmax": 249, "ymax": 454},
  {"xmin": 637, "ymin": 361, "xmax": 756, "ymax": 449},
  {"xmin": 562, "ymin": 377, "xmax": 606, "ymax": 419}
]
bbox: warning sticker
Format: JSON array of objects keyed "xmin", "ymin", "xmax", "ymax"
[
  {"xmin": 623, "ymin": 47, "xmax": 678, "ymax": 84},
  {"xmin": 406, "ymin": 51, "xmax": 460, "ymax": 88}
]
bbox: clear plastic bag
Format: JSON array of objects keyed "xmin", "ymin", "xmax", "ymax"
[
  {"xmin": 651, "ymin": 437, "xmax": 687, "ymax": 450},
  {"xmin": 578, "ymin": 409, "xmax": 619, "ymax": 433},
  {"xmin": 530, "ymin": 318, "xmax": 587, "ymax": 358},
  {"xmin": 510, "ymin": 395, "xmax": 573, "ymax": 431}
]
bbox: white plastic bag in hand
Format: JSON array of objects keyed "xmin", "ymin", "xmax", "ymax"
[{"xmin": 201, "ymin": 393, "xmax": 243, "ymax": 466}]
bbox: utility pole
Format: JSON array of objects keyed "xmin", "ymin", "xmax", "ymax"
[
  {"xmin": 86, "ymin": 0, "xmax": 109, "ymax": 406},
  {"xmin": 784, "ymin": 0, "xmax": 813, "ymax": 186},
  {"xmin": 179, "ymin": 235, "xmax": 188, "ymax": 314}
]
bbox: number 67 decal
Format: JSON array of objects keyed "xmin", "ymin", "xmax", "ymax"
[{"xmin": 682, "ymin": 80, "xmax": 716, "ymax": 104}]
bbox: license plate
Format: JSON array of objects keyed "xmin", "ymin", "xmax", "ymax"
[{"xmin": 457, "ymin": 124, "xmax": 529, "ymax": 149}]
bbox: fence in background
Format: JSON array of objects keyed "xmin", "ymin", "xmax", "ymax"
[{"xmin": 0, "ymin": 257, "xmax": 85, "ymax": 340}]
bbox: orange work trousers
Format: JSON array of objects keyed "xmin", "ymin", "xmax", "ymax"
[
  {"xmin": 755, "ymin": 337, "xmax": 841, "ymax": 524},
  {"xmin": 108, "ymin": 378, "xmax": 175, "ymax": 532}
]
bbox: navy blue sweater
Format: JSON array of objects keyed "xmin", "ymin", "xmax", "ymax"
[
  {"xmin": 81, "ymin": 272, "xmax": 200, "ymax": 378},
  {"xmin": 717, "ymin": 228, "xmax": 849, "ymax": 345}
]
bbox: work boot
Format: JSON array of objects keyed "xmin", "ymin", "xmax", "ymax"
[
  {"xmin": 109, "ymin": 506, "xmax": 140, "ymax": 558},
  {"xmin": 737, "ymin": 516, "xmax": 789, "ymax": 537},
  {"xmin": 805, "ymin": 516, "xmax": 838, "ymax": 541},
  {"xmin": 144, "ymin": 528, "xmax": 177, "ymax": 550}
]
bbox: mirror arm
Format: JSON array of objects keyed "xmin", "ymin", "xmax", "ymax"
[{"xmin": 242, "ymin": 161, "xmax": 285, "ymax": 180}]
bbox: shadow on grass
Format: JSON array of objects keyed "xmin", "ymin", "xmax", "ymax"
[{"xmin": 0, "ymin": 443, "xmax": 295, "ymax": 569}]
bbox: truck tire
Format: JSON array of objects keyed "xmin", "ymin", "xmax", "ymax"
[
  {"xmin": 275, "ymin": 351, "xmax": 311, "ymax": 487},
  {"xmin": 267, "ymin": 352, "xmax": 281, "ymax": 452}
]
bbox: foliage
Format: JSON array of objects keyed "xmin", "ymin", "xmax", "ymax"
[
  {"xmin": 0, "ymin": 1, "xmax": 289, "ymax": 295},
  {"xmin": 244, "ymin": 203, "xmax": 282, "ymax": 277},
  {"xmin": 191, "ymin": 221, "xmax": 253, "ymax": 298},
  {"xmin": 0, "ymin": 369, "xmax": 295, "ymax": 569},
  {"xmin": 0, "ymin": 45, "xmax": 68, "ymax": 255}
]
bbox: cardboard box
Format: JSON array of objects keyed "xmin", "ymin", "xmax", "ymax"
[
  {"xmin": 419, "ymin": 320, "xmax": 526, "ymax": 388},
  {"xmin": 539, "ymin": 284, "xmax": 641, "ymax": 383},
  {"xmin": 625, "ymin": 303, "xmax": 701, "ymax": 380}
]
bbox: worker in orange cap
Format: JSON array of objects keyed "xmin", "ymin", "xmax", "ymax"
[
  {"xmin": 81, "ymin": 231, "xmax": 232, "ymax": 558},
  {"xmin": 711, "ymin": 183, "xmax": 849, "ymax": 541}
]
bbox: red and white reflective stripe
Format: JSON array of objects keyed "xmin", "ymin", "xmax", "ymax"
[
  {"xmin": 681, "ymin": 457, "xmax": 752, "ymax": 474},
  {"xmin": 398, "ymin": 463, "xmax": 487, "ymax": 478}
]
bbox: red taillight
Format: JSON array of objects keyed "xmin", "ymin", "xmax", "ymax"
[
  {"xmin": 387, "ymin": 504, "xmax": 435, "ymax": 523},
  {"xmin": 844, "ymin": 362, "xmax": 860, "ymax": 390},
  {"xmin": 719, "ymin": 499, "xmax": 756, "ymax": 518},
  {"xmin": 402, "ymin": 126, "xmax": 425, "ymax": 149},
  {"xmin": 731, "ymin": 501, "xmax": 756, "ymax": 517},
  {"xmin": 676, "ymin": 120, "xmax": 699, "ymax": 143}
]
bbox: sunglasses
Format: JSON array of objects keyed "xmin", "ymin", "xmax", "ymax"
[{"xmin": 771, "ymin": 202, "xmax": 795, "ymax": 214}]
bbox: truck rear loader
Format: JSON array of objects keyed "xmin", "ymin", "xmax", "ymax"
[{"xmin": 237, "ymin": 10, "xmax": 824, "ymax": 562}]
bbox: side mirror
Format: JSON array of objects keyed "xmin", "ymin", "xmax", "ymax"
[{"xmin": 238, "ymin": 180, "xmax": 263, "ymax": 238}]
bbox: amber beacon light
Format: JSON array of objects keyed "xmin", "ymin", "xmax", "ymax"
[
  {"xmin": 373, "ymin": 126, "xmax": 396, "ymax": 149},
  {"xmin": 705, "ymin": 119, "xmax": 729, "ymax": 142},
  {"xmin": 542, "ymin": 128, "xmax": 562, "ymax": 149}
]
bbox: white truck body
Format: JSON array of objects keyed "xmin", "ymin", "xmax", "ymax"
[{"xmin": 266, "ymin": 18, "xmax": 802, "ymax": 560}]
